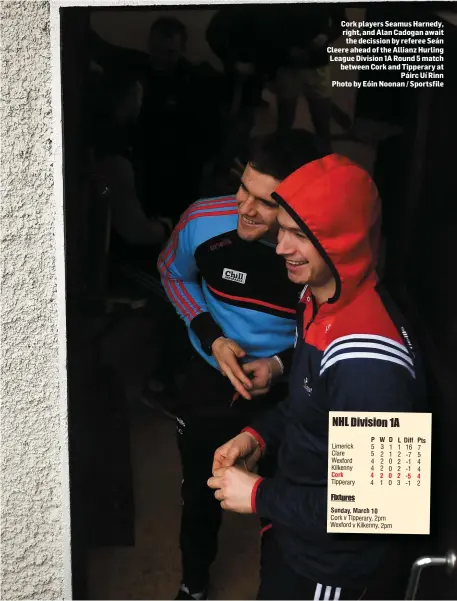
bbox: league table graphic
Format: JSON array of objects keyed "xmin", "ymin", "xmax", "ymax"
[{"xmin": 327, "ymin": 412, "xmax": 432, "ymax": 534}]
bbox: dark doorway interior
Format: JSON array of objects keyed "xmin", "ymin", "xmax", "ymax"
[{"xmin": 60, "ymin": 4, "xmax": 457, "ymax": 599}]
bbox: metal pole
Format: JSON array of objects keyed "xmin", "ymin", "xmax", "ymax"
[{"xmin": 405, "ymin": 550, "xmax": 456, "ymax": 600}]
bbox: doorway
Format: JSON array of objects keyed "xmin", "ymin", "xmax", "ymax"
[{"xmin": 59, "ymin": 3, "xmax": 457, "ymax": 599}]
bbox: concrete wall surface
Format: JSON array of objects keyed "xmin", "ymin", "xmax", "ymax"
[{"xmin": 1, "ymin": 1, "xmax": 71, "ymax": 599}]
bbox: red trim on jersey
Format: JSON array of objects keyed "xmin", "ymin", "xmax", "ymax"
[
  {"xmin": 251, "ymin": 477, "xmax": 265, "ymax": 513},
  {"xmin": 208, "ymin": 284, "xmax": 296, "ymax": 315},
  {"xmin": 242, "ymin": 427, "xmax": 266, "ymax": 451},
  {"xmin": 260, "ymin": 523, "xmax": 272, "ymax": 537}
]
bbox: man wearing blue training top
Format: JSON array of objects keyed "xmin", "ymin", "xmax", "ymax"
[{"xmin": 157, "ymin": 130, "xmax": 320, "ymax": 600}]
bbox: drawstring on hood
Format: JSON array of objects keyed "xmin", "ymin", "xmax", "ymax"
[{"xmin": 272, "ymin": 154, "xmax": 382, "ymax": 309}]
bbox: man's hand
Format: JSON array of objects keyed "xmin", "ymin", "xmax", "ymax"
[
  {"xmin": 212, "ymin": 432, "xmax": 262, "ymax": 474},
  {"xmin": 212, "ymin": 337, "xmax": 253, "ymax": 399},
  {"xmin": 207, "ymin": 466, "xmax": 260, "ymax": 513},
  {"xmin": 241, "ymin": 357, "xmax": 283, "ymax": 397}
]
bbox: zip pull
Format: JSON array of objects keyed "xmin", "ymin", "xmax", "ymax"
[{"xmin": 305, "ymin": 295, "xmax": 319, "ymax": 332}]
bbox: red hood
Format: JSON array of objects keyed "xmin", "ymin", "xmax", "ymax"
[{"xmin": 272, "ymin": 153, "xmax": 382, "ymax": 308}]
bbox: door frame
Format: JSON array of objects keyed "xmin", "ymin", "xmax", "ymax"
[{"xmin": 50, "ymin": 1, "xmax": 456, "ymax": 598}]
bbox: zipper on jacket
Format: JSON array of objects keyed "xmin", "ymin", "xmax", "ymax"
[{"xmin": 304, "ymin": 295, "xmax": 319, "ymax": 333}]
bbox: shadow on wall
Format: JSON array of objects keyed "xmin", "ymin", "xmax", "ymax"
[{"xmin": 90, "ymin": 8, "xmax": 221, "ymax": 69}]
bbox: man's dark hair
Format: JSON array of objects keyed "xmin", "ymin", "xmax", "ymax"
[
  {"xmin": 149, "ymin": 17, "xmax": 188, "ymax": 45},
  {"xmin": 247, "ymin": 130, "xmax": 321, "ymax": 181}
]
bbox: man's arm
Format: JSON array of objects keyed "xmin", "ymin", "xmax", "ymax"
[
  {"xmin": 242, "ymin": 396, "xmax": 291, "ymax": 455},
  {"xmin": 158, "ymin": 210, "xmax": 254, "ymax": 397},
  {"xmin": 99, "ymin": 155, "xmax": 165, "ymax": 245},
  {"xmin": 253, "ymin": 356, "xmax": 423, "ymax": 533},
  {"xmin": 274, "ymin": 347, "xmax": 294, "ymax": 377},
  {"xmin": 157, "ymin": 208, "xmax": 224, "ymax": 346}
]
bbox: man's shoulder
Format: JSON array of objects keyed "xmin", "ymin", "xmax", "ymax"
[
  {"xmin": 181, "ymin": 196, "xmax": 238, "ymax": 224},
  {"xmin": 177, "ymin": 196, "xmax": 238, "ymax": 247},
  {"xmin": 328, "ymin": 287, "xmax": 404, "ymax": 347},
  {"xmin": 320, "ymin": 286, "xmax": 416, "ymax": 379}
]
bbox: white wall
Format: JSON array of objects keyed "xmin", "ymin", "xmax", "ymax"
[{"xmin": 0, "ymin": 1, "xmax": 71, "ymax": 599}]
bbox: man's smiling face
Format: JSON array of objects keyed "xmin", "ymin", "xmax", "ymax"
[{"xmin": 235, "ymin": 163, "xmax": 281, "ymax": 242}]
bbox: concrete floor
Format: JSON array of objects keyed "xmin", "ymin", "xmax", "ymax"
[
  {"xmin": 86, "ymin": 309, "xmax": 264, "ymax": 599},
  {"xmin": 88, "ymin": 402, "xmax": 262, "ymax": 600}
]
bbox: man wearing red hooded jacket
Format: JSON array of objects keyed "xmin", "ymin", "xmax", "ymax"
[{"xmin": 208, "ymin": 154, "xmax": 427, "ymax": 600}]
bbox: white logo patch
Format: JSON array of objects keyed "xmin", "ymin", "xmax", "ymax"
[{"xmin": 222, "ymin": 268, "xmax": 247, "ymax": 284}]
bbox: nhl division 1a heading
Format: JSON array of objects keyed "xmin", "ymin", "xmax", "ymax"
[{"xmin": 332, "ymin": 416, "xmax": 402, "ymax": 427}]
